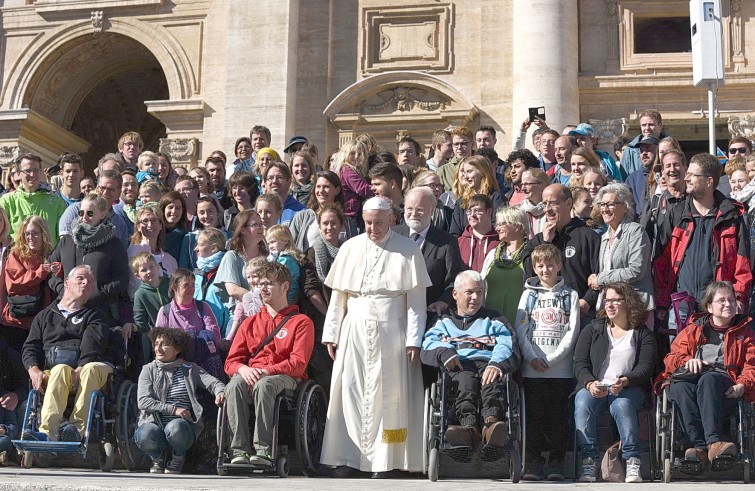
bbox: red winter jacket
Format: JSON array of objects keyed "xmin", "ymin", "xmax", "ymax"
[
  {"xmin": 224, "ymin": 305, "xmax": 314, "ymax": 380},
  {"xmin": 654, "ymin": 313, "xmax": 755, "ymax": 401},
  {"xmin": 653, "ymin": 194, "xmax": 751, "ymax": 310}
]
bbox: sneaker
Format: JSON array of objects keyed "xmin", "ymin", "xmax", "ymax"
[
  {"xmin": 231, "ymin": 451, "xmax": 251, "ymax": 465},
  {"xmin": 59, "ymin": 424, "xmax": 81, "ymax": 443},
  {"xmin": 150, "ymin": 455, "xmax": 165, "ymax": 474},
  {"xmin": 522, "ymin": 462, "xmax": 544, "ymax": 481},
  {"xmin": 0, "ymin": 451, "xmax": 7, "ymax": 466},
  {"xmin": 545, "ymin": 461, "xmax": 565, "ymax": 481},
  {"xmin": 22, "ymin": 429, "xmax": 48, "ymax": 442},
  {"xmin": 625, "ymin": 457, "xmax": 642, "ymax": 483},
  {"xmin": 249, "ymin": 452, "xmax": 273, "ymax": 468},
  {"xmin": 578, "ymin": 457, "xmax": 598, "ymax": 482},
  {"xmin": 164, "ymin": 455, "xmax": 185, "ymax": 474}
]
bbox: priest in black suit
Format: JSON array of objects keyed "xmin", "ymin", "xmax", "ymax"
[{"xmin": 394, "ymin": 187, "xmax": 465, "ymax": 313}]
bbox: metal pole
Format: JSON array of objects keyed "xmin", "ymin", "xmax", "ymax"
[{"xmin": 708, "ymin": 82, "xmax": 716, "ymax": 155}]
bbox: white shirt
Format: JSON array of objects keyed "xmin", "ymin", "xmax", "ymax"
[{"xmin": 597, "ymin": 327, "xmax": 636, "ymax": 385}]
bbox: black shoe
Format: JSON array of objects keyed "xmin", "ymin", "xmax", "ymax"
[
  {"xmin": 331, "ymin": 465, "xmax": 358, "ymax": 478},
  {"xmin": 371, "ymin": 470, "xmax": 408, "ymax": 479}
]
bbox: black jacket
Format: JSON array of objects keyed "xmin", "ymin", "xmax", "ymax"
[
  {"xmin": 22, "ymin": 302, "xmax": 114, "ymax": 370},
  {"xmin": 393, "ymin": 223, "xmax": 465, "ymax": 306},
  {"xmin": 572, "ymin": 318, "xmax": 657, "ymax": 392},
  {"xmin": 523, "ymin": 217, "xmax": 601, "ymax": 309},
  {"xmin": 0, "ymin": 337, "xmax": 27, "ymax": 396},
  {"xmin": 48, "ymin": 234, "xmax": 129, "ymax": 310}
]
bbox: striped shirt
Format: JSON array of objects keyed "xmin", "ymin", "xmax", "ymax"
[{"xmin": 160, "ymin": 366, "xmax": 193, "ymax": 425}]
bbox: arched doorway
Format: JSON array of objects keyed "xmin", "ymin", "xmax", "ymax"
[{"xmin": 22, "ymin": 32, "xmax": 168, "ymax": 172}]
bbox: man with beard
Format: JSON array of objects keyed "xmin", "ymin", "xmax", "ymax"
[
  {"xmin": 624, "ymin": 135, "xmax": 659, "ymax": 215},
  {"xmin": 620, "ymin": 109, "xmax": 665, "ymax": 176},
  {"xmin": 654, "ymin": 153, "xmax": 751, "ymax": 331},
  {"xmin": 522, "ymin": 184, "xmax": 600, "ymax": 324},
  {"xmin": 321, "ymin": 196, "xmax": 431, "ymax": 478}
]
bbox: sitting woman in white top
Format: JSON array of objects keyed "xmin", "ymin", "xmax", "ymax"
[{"xmin": 573, "ymin": 282, "xmax": 657, "ymax": 483}]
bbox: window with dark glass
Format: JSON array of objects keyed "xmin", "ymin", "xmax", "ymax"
[{"xmin": 634, "ymin": 17, "xmax": 692, "ymax": 54}]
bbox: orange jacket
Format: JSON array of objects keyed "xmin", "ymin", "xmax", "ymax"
[{"xmin": 654, "ymin": 313, "xmax": 755, "ymax": 401}]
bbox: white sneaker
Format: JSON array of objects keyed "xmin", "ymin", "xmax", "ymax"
[
  {"xmin": 578, "ymin": 457, "xmax": 598, "ymax": 482},
  {"xmin": 625, "ymin": 457, "xmax": 642, "ymax": 483}
]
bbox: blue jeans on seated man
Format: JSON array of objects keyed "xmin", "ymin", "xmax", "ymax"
[
  {"xmin": 0, "ymin": 405, "xmax": 19, "ymax": 453},
  {"xmin": 575, "ymin": 386, "xmax": 645, "ymax": 460},
  {"xmin": 667, "ymin": 370, "xmax": 738, "ymax": 449},
  {"xmin": 134, "ymin": 419, "xmax": 195, "ymax": 459}
]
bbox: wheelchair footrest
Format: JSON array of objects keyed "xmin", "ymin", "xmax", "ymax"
[
  {"xmin": 711, "ymin": 455, "xmax": 738, "ymax": 472},
  {"xmin": 12, "ymin": 440, "xmax": 82, "ymax": 453},
  {"xmin": 220, "ymin": 463, "xmax": 270, "ymax": 472},
  {"xmin": 675, "ymin": 458, "xmax": 704, "ymax": 475},
  {"xmin": 480, "ymin": 445, "xmax": 506, "ymax": 463}
]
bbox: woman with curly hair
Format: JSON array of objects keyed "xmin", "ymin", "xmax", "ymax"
[
  {"xmin": 448, "ymin": 155, "xmax": 506, "ymax": 236},
  {"xmin": 573, "ymin": 282, "xmax": 656, "ymax": 483}
]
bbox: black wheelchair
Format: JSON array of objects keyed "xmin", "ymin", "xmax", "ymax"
[
  {"xmin": 423, "ymin": 370, "xmax": 524, "ymax": 482},
  {"xmin": 215, "ymin": 378, "xmax": 327, "ymax": 478},
  {"xmin": 655, "ymin": 387, "xmax": 755, "ymax": 483},
  {"xmin": 12, "ymin": 371, "xmax": 145, "ymax": 472}
]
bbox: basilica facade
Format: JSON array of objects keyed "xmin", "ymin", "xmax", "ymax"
[{"xmin": 0, "ymin": 0, "xmax": 753, "ymax": 171}]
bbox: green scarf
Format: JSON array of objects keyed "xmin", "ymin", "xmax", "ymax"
[{"xmin": 493, "ymin": 240, "xmax": 527, "ymax": 269}]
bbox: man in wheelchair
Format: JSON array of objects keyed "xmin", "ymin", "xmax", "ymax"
[
  {"xmin": 21, "ymin": 265, "xmax": 117, "ymax": 443},
  {"xmin": 421, "ymin": 270, "xmax": 520, "ymax": 449},
  {"xmin": 223, "ymin": 262, "xmax": 314, "ymax": 467}
]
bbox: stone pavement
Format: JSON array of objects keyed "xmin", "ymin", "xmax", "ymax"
[{"xmin": 0, "ymin": 468, "xmax": 749, "ymax": 490}]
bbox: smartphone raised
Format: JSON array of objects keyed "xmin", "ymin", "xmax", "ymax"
[{"xmin": 529, "ymin": 106, "xmax": 546, "ymax": 122}]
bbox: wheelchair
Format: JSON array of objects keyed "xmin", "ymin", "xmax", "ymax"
[
  {"xmin": 215, "ymin": 378, "xmax": 327, "ymax": 478},
  {"xmin": 423, "ymin": 369, "xmax": 524, "ymax": 482},
  {"xmin": 11, "ymin": 371, "xmax": 146, "ymax": 472},
  {"xmin": 655, "ymin": 386, "xmax": 755, "ymax": 483}
]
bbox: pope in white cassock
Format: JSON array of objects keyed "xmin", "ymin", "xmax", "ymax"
[{"xmin": 320, "ymin": 196, "xmax": 432, "ymax": 476}]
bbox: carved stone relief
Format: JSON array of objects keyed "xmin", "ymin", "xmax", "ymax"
[
  {"xmin": 91, "ymin": 11, "xmax": 104, "ymax": 34},
  {"xmin": 159, "ymin": 137, "xmax": 198, "ymax": 166},
  {"xmin": 588, "ymin": 118, "xmax": 628, "ymax": 146},
  {"xmin": 360, "ymin": 87, "xmax": 449, "ymax": 115},
  {"xmin": 728, "ymin": 116, "xmax": 755, "ymax": 142},
  {"xmin": 362, "ymin": 4, "xmax": 453, "ymax": 74}
]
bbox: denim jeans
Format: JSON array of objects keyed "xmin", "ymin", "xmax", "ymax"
[
  {"xmin": 134, "ymin": 419, "xmax": 195, "ymax": 459},
  {"xmin": 574, "ymin": 386, "xmax": 645, "ymax": 459},
  {"xmin": 0, "ymin": 405, "xmax": 18, "ymax": 453}
]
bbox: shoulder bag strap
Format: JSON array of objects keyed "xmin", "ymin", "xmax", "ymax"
[{"xmin": 250, "ymin": 311, "xmax": 295, "ymax": 361}]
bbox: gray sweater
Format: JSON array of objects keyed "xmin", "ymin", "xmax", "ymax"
[
  {"xmin": 137, "ymin": 359, "xmax": 225, "ymax": 438},
  {"xmin": 598, "ymin": 220, "xmax": 655, "ymax": 309}
]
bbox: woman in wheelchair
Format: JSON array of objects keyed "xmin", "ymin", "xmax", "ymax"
[
  {"xmin": 573, "ymin": 282, "xmax": 657, "ymax": 483},
  {"xmin": 656, "ymin": 281, "xmax": 755, "ymax": 467},
  {"xmin": 135, "ymin": 327, "xmax": 225, "ymax": 474}
]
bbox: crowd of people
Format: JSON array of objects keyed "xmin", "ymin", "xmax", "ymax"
[{"xmin": 0, "ymin": 113, "xmax": 754, "ymax": 483}]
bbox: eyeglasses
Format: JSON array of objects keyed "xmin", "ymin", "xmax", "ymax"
[
  {"xmin": 424, "ymin": 183, "xmax": 443, "ymax": 190},
  {"xmin": 713, "ymin": 298, "xmax": 735, "ymax": 306},
  {"xmin": 465, "ymin": 208, "xmax": 486, "ymax": 216},
  {"xmin": 597, "ymin": 201, "xmax": 621, "ymax": 209},
  {"xmin": 97, "ymin": 186, "xmax": 118, "ymax": 193},
  {"xmin": 122, "ymin": 141, "xmax": 140, "ymax": 148},
  {"xmin": 543, "ymin": 200, "xmax": 562, "ymax": 209},
  {"xmin": 246, "ymin": 222, "xmax": 264, "ymax": 229},
  {"xmin": 78, "ymin": 210, "xmax": 95, "ymax": 218},
  {"xmin": 729, "ymin": 147, "xmax": 749, "ymax": 155},
  {"xmin": 604, "ymin": 298, "xmax": 625, "ymax": 306},
  {"xmin": 19, "ymin": 168, "xmax": 40, "ymax": 176},
  {"xmin": 139, "ymin": 218, "xmax": 160, "ymax": 225},
  {"xmin": 24, "ymin": 231, "xmax": 41, "ymax": 239},
  {"xmin": 684, "ymin": 172, "xmax": 710, "ymax": 179},
  {"xmin": 266, "ymin": 175, "xmax": 286, "ymax": 182},
  {"xmin": 520, "ymin": 182, "xmax": 538, "ymax": 188}
]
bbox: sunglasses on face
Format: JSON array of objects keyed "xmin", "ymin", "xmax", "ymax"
[{"xmin": 78, "ymin": 210, "xmax": 95, "ymax": 218}]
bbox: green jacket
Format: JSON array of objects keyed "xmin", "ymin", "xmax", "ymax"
[
  {"xmin": 437, "ymin": 157, "xmax": 459, "ymax": 193},
  {"xmin": 0, "ymin": 189, "xmax": 67, "ymax": 247},
  {"xmin": 133, "ymin": 275, "xmax": 170, "ymax": 362}
]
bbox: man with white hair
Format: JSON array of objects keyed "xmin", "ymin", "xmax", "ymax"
[
  {"xmin": 421, "ymin": 270, "xmax": 519, "ymax": 448},
  {"xmin": 21, "ymin": 265, "xmax": 116, "ymax": 443},
  {"xmin": 321, "ymin": 196, "xmax": 432, "ymax": 478},
  {"xmin": 394, "ymin": 186, "xmax": 464, "ymax": 313}
]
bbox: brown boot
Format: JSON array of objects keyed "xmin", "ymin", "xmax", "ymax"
[
  {"xmin": 684, "ymin": 447, "xmax": 710, "ymax": 466},
  {"xmin": 445, "ymin": 425, "xmax": 480, "ymax": 448},
  {"xmin": 708, "ymin": 441, "xmax": 737, "ymax": 461},
  {"xmin": 482, "ymin": 416, "xmax": 508, "ymax": 448}
]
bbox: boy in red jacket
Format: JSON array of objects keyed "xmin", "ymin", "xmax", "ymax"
[{"xmin": 224, "ymin": 261, "xmax": 314, "ymax": 467}]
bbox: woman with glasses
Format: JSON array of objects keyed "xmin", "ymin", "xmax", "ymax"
[
  {"xmin": 49, "ymin": 193, "xmax": 130, "ymax": 315},
  {"xmin": 656, "ymin": 281, "xmax": 755, "ymax": 468},
  {"xmin": 573, "ymin": 282, "xmax": 657, "ymax": 483},
  {"xmin": 127, "ymin": 206, "xmax": 178, "ymax": 298},
  {"xmin": 1, "ymin": 216, "xmax": 56, "ymax": 339},
  {"xmin": 289, "ymin": 170, "xmax": 358, "ymax": 251},
  {"xmin": 587, "ymin": 183, "xmax": 655, "ymax": 327},
  {"xmin": 261, "ymin": 162, "xmax": 305, "ymax": 226},
  {"xmin": 448, "ymin": 155, "xmax": 506, "ymax": 237}
]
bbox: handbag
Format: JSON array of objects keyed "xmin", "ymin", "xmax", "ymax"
[
  {"xmin": 45, "ymin": 340, "xmax": 81, "ymax": 369},
  {"xmin": 7, "ymin": 290, "xmax": 44, "ymax": 318},
  {"xmin": 601, "ymin": 440, "xmax": 625, "ymax": 482},
  {"xmin": 669, "ymin": 346, "xmax": 708, "ymax": 384}
]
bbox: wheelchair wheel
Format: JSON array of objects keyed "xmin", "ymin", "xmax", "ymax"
[
  {"xmin": 216, "ymin": 457, "xmax": 228, "ymax": 476},
  {"xmin": 99, "ymin": 442, "xmax": 115, "ymax": 472},
  {"xmin": 428, "ymin": 447, "xmax": 439, "ymax": 482},
  {"xmin": 510, "ymin": 441, "xmax": 522, "ymax": 483},
  {"xmin": 115, "ymin": 380, "xmax": 148, "ymax": 471},
  {"xmin": 21, "ymin": 451, "xmax": 33, "ymax": 469},
  {"xmin": 276, "ymin": 454, "xmax": 289, "ymax": 478},
  {"xmin": 294, "ymin": 380, "xmax": 327, "ymax": 477},
  {"xmin": 744, "ymin": 458, "xmax": 750, "ymax": 484}
]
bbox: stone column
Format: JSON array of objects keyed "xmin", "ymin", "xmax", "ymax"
[{"xmin": 511, "ymin": 0, "xmax": 580, "ymax": 148}]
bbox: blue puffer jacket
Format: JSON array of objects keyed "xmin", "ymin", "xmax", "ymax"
[{"xmin": 421, "ymin": 306, "xmax": 520, "ymax": 374}]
